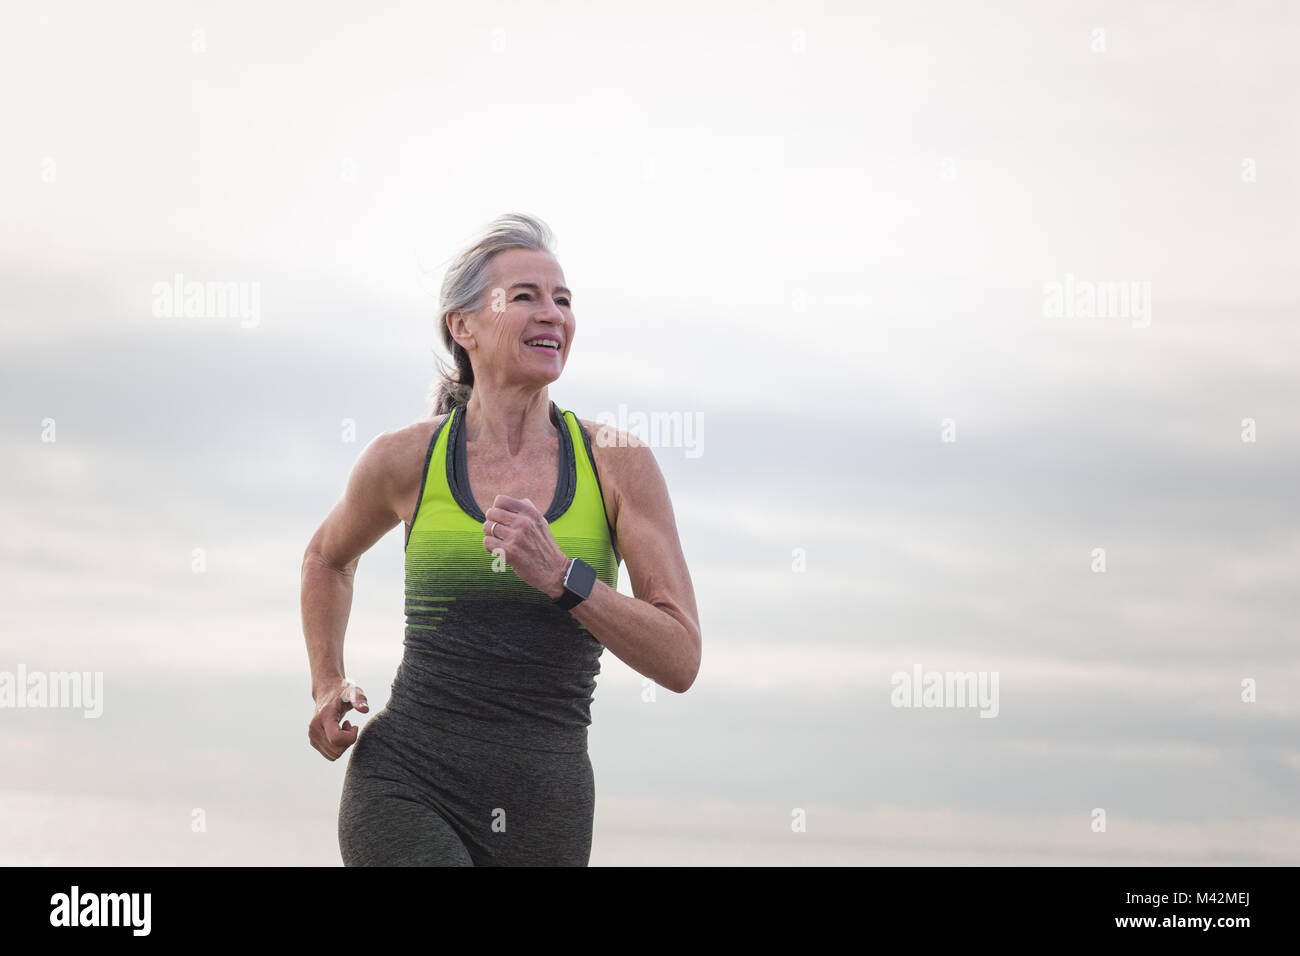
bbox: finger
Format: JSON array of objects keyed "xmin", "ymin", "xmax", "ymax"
[
  {"xmin": 310, "ymin": 720, "xmax": 343, "ymax": 761},
  {"xmin": 325, "ymin": 718, "xmax": 353, "ymax": 747},
  {"xmin": 518, "ymin": 497, "xmax": 540, "ymax": 517},
  {"xmin": 340, "ymin": 683, "xmax": 369, "ymax": 713},
  {"xmin": 492, "ymin": 494, "xmax": 527, "ymax": 513},
  {"xmin": 309, "ymin": 732, "xmax": 336, "ymax": 761},
  {"xmin": 483, "ymin": 519, "xmax": 508, "ymax": 552}
]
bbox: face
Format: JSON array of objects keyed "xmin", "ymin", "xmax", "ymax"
[{"xmin": 448, "ymin": 247, "xmax": 574, "ymax": 391}]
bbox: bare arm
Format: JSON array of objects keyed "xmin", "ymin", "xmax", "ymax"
[
  {"xmin": 301, "ymin": 430, "xmax": 407, "ymax": 758},
  {"xmin": 567, "ymin": 429, "xmax": 701, "ymax": 693}
]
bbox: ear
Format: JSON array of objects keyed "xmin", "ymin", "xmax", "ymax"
[{"xmin": 447, "ymin": 310, "xmax": 476, "ymax": 351}]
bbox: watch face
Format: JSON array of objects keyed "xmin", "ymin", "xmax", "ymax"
[{"xmin": 566, "ymin": 558, "xmax": 598, "ymax": 598}]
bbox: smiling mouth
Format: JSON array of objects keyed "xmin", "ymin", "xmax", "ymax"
[{"xmin": 524, "ymin": 339, "xmax": 561, "ymax": 351}]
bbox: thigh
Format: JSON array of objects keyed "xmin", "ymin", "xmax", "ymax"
[
  {"xmin": 442, "ymin": 737, "xmax": 596, "ymax": 867},
  {"xmin": 337, "ymin": 712, "xmax": 474, "ymax": 867}
]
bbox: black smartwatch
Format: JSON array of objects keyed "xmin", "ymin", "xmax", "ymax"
[{"xmin": 555, "ymin": 557, "xmax": 597, "ymax": 610}]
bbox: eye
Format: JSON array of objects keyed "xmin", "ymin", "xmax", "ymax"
[{"xmin": 513, "ymin": 292, "xmax": 572, "ymax": 307}]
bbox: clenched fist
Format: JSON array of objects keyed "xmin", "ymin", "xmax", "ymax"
[
  {"xmin": 309, "ymin": 677, "xmax": 369, "ymax": 761},
  {"xmin": 482, "ymin": 495, "xmax": 569, "ymax": 599}
]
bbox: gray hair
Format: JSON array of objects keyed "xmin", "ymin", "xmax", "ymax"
[{"xmin": 426, "ymin": 213, "xmax": 558, "ymax": 416}]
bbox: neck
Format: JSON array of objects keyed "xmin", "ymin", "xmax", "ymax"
[{"xmin": 463, "ymin": 387, "xmax": 554, "ymax": 456}]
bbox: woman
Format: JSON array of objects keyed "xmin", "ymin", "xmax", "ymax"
[{"xmin": 300, "ymin": 213, "xmax": 701, "ymax": 866}]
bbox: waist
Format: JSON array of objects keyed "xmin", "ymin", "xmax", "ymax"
[{"xmin": 388, "ymin": 629, "xmax": 600, "ymax": 754}]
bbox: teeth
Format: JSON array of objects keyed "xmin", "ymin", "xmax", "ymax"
[{"xmin": 525, "ymin": 339, "xmax": 560, "ymax": 349}]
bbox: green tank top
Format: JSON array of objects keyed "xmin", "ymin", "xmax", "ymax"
[{"xmin": 393, "ymin": 399, "xmax": 620, "ymax": 751}]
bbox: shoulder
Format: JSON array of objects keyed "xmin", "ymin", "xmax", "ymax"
[
  {"xmin": 351, "ymin": 414, "xmax": 450, "ymax": 491},
  {"xmin": 575, "ymin": 415, "xmax": 658, "ymax": 503},
  {"xmin": 373, "ymin": 414, "xmax": 450, "ymax": 460},
  {"xmin": 575, "ymin": 415, "xmax": 650, "ymax": 450}
]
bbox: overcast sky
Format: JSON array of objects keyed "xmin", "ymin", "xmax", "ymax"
[{"xmin": 2, "ymin": 0, "xmax": 1298, "ymax": 865}]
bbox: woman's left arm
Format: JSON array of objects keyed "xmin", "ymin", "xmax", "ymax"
[{"xmin": 562, "ymin": 436, "xmax": 701, "ymax": 692}]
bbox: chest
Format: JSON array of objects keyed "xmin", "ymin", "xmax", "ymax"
[{"xmin": 464, "ymin": 441, "xmax": 560, "ymax": 516}]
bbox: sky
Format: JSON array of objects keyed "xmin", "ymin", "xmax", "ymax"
[{"xmin": 1, "ymin": 0, "xmax": 1298, "ymax": 865}]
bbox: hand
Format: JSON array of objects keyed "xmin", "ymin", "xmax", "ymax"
[
  {"xmin": 483, "ymin": 495, "xmax": 569, "ymax": 599},
  {"xmin": 308, "ymin": 677, "xmax": 370, "ymax": 761}
]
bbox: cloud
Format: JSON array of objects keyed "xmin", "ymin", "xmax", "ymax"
[{"xmin": 2, "ymin": 0, "xmax": 1298, "ymax": 864}]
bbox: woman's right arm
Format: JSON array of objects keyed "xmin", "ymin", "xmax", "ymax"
[{"xmin": 301, "ymin": 431, "xmax": 405, "ymax": 761}]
